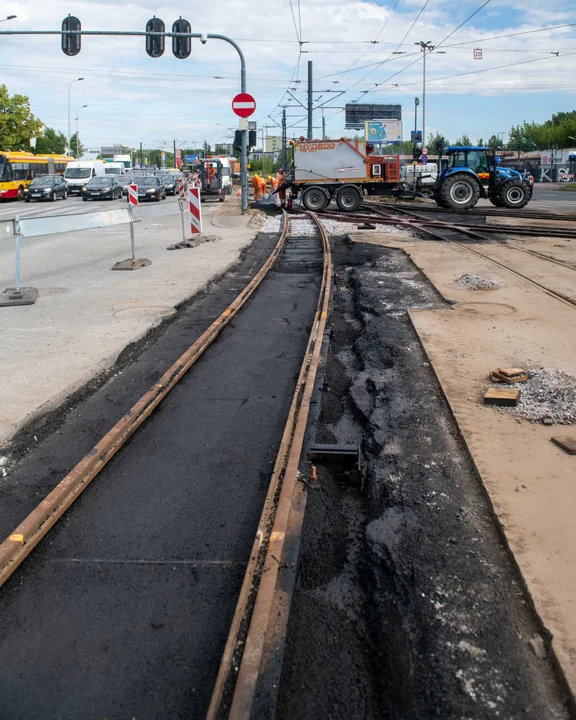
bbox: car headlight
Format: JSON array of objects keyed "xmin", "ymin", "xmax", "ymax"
[
  {"xmin": 43, "ymin": 188, "xmax": 51, "ymax": 193},
  {"xmin": 82, "ymin": 187, "xmax": 86, "ymax": 191},
  {"xmin": 146, "ymin": 189, "xmax": 156, "ymax": 194},
  {"xmin": 104, "ymin": 187, "xmax": 111, "ymax": 192}
]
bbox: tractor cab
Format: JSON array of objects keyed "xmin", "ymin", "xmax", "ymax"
[
  {"xmin": 433, "ymin": 145, "xmax": 532, "ymax": 210},
  {"xmin": 193, "ymin": 158, "xmax": 225, "ymax": 200}
]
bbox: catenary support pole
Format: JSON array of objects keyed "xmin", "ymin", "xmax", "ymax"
[
  {"xmin": 307, "ymin": 61, "xmax": 313, "ymax": 141},
  {"xmin": 282, "ymin": 107, "xmax": 287, "ymax": 170}
]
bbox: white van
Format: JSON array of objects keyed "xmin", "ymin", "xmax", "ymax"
[
  {"xmin": 64, "ymin": 161, "xmax": 108, "ymax": 194},
  {"xmin": 104, "ymin": 162, "xmax": 126, "ymax": 176}
]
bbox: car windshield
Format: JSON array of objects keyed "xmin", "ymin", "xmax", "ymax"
[
  {"xmin": 161, "ymin": 176, "xmax": 174, "ymax": 184},
  {"xmin": 66, "ymin": 168, "xmax": 92, "ymax": 179},
  {"xmin": 118, "ymin": 177, "xmax": 132, "ymax": 185},
  {"xmin": 30, "ymin": 177, "xmax": 55, "ymax": 188},
  {"xmin": 88, "ymin": 177, "xmax": 112, "ymax": 186},
  {"xmin": 139, "ymin": 178, "xmax": 158, "ymax": 186}
]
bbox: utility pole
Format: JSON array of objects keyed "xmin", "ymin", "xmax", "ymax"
[
  {"xmin": 414, "ymin": 97, "xmax": 419, "ymax": 134},
  {"xmin": 139, "ymin": 142, "xmax": 143, "ymax": 168},
  {"xmin": 322, "ymin": 110, "xmax": 326, "ymax": 141},
  {"xmin": 281, "ymin": 107, "xmax": 287, "ymax": 169},
  {"xmin": 173, "ymin": 138, "xmax": 176, "ymax": 168},
  {"xmin": 307, "ymin": 60, "xmax": 313, "ymax": 141},
  {"xmin": 415, "ymin": 42, "xmax": 434, "ymax": 148}
]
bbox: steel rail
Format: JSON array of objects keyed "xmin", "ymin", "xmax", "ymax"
[
  {"xmin": 208, "ymin": 212, "xmax": 333, "ymax": 720},
  {"xmin": 362, "ymin": 200, "xmax": 576, "ymax": 223},
  {"xmin": 0, "ymin": 212, "xmax": 290, "ymax": 587},
  {"xmin": 365, "ymin": 204, "xmax": 576, "ymax": 310}
]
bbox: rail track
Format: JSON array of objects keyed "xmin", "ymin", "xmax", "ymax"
[
  {"xmin": 0, "ymin": 210, "xmax": 333, "ymax": 718},
  {"xmin": 365, "ymin": 199, "xmax": 576, "ymax": 224},
  {"xmin": 324, "ymin": 202, "xmax": 576, "ymax": 310}
]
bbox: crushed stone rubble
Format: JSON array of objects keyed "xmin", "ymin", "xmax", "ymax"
[
  {"xmin": 261, "ymin": 214, "xmax": 403, "ymax": 236},
  {"xmin": 457, "ymin": 274, "xmax": 504, "ymax": 290},
  {"xmin": 495, "ymin": 367, "xmax": 576, "ymax": 424}
]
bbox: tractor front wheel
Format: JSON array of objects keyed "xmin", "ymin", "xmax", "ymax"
[
  {"xmin": 439, "ymin": 174, "xmax": 480, "ymax": 210},
  {"xmin": 498, "ymin": 180, "xmax": 530, "ymax": 209}
]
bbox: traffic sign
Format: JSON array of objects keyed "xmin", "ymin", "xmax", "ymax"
[
  {"xmin": 128, "ymin": 183, "xmax": 138, "ymax": 206},
  {"xmin": 188, "ymin": 187, "xmax": 202, "ymax": 235},
  {"xmin": 232, "ymin": 93, "xmax": 256, "ymax": 118}
]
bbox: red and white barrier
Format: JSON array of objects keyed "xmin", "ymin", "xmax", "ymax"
[
  {"xmin": 188, "ymin": 187, "xmax": 202, "ymax": 236},
  {"xmin": 128, "ymin": 184, "xmax": 138, "ymax": 207},
  {"xmin": 177, "ymin": 178, "xmax": 186, "ymax": 199}
]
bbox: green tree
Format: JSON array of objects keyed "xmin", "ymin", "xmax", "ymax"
[
  {"xmin": 487, "ymin": 135, "xmax": 501, "ymax": 149},
  {"xmin": 476, "ymin": 138, "xmax": 484, "ymax": 147},
  {"xmin": 0, "ymin": 84, "xmax": 43, "ymax": 150},
  {"xmin": 454, "ymin": 134, "xmax": 472, "ymax": 146},
  {"xmin": 426, "ymin": 132, "xmax": 450, "ymax": 152},
  {"xmin": 69, "ymin": 132, "xmax": 84, "ymax": 158},
  {"xmin": 34, "ymin": 126, "xmax": 67, "ymax": 155}
]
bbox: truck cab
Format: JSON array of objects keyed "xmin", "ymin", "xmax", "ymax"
[{"xmin": 434, "ymin": 146, "xmax": 532, "ymax": 210}]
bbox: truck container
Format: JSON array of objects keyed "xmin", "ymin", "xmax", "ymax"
[{"xmin": 290, "ymin": 138, "xmax": 401, "ymax": 211}]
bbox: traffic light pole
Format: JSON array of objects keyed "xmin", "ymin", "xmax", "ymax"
[{"xmin": 0, "ymin": 27, "xmax": 249, "ymax": 214}]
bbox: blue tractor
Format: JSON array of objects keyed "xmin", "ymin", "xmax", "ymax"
[{"xmin": 432, "ymin": 145, "xmax": 533, "ymax": 210}]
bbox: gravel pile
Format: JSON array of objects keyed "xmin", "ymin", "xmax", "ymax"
[
  {"xmin": 502, "ymin": 367, "xmax": 576, "ymax": 424},
  {"xmin": 457, "ymin": 274, "xmax": 504, "ymax": 290},
  {"xmin": 261, "ymin": 214, "xmax": 402, "ymax": 236}
]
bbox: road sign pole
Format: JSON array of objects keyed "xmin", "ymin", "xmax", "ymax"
[
  {"xmin": 129, "ymin": 214, "xmax": 136, "ymax": 261},
  {"xmin": 113, "ymin": 185, "xmax": 151, "ymax": 271}
]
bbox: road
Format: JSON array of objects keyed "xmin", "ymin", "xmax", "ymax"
[{"xmin": 475, "ymin": 183, "xmax": 576, "ymax": 213}]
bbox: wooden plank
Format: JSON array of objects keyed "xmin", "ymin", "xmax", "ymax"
[
  {"xmin": 551, "ymin": 436, "xmax": 576, "ymax": 455},
  {"xmin": 484, "ymin": 388, "xmax": 520, "ymax": 406}
]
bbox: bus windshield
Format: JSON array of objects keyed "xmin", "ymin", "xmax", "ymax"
[
  {"xmin": 0, "ymin": 157, "xmax": 11, "ymax": 182},
  {"xmin": 65, "ymin": 167, "xmax": 92, "ymax": 179}
]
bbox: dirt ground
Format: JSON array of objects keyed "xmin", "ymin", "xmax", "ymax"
[{"xmin": 277, "ymin": 235, "xmax": 571, "ymax": 719}]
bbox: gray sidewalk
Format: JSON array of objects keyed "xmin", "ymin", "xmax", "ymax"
[{"xmin": 0, "ymin": 197, "xmax": 260, "ymax": 446}]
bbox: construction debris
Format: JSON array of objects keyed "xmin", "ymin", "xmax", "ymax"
[
  {"xmin": 490, "ymin": 367, "xmax": 530, "ymax": 384},
  {"xmin": 484, "ymin": 388, "xmax": 520, "ymax": 407},
  {"xmin": 457, "ymin": 274, "xmax": 504, "ymax": 290},
  {"xmin": 505, "ymin": 368, "xmax": 576, "ymax": 424},
  {"xmin": 551, "ymin": 436, "xmax": 576, "ymax": 455}
]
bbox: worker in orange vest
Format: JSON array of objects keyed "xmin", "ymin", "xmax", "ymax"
[
  {"xmin": 276, "ymin": 168, "xmax": 287, "ymax": 208},
  {"xmin": 252, "ymin": 173, "xmax": 262, "ymax": 201},
  {"xmin": 268, "ymin": 175, "xmax": 278, "ymax": 192},
  {"xmin": 258, "ymin": 175, "xmax": 267, "ymax": 198}
]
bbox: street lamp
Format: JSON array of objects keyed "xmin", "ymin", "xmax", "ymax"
[
  {"xmin": 74, "ymin": 105, "xmax": 87, "ymax": 158},
  {"xmin": 415, "ymin": 41, "xmax": 434, "ymax": 148},
  {"xmin": 0, "ymin": 15, "xmax": 16, "ymax": 22},
  {"xmin": 67, "ymin": 77, "xmax": 84, "ymax": 156}
]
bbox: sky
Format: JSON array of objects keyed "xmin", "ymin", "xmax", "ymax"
[{"xmin": 0, "ymin": 0, "xmax": 574, "ymax": 151}]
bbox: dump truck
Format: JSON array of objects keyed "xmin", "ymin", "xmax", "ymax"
[{"xmin": 288, "ymin": 138, "xmax": 401, "ymax": 212}]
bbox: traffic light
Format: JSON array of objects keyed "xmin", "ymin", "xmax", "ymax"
[
  {"xmin": 233, "ymin": 130, "xmax": 242, "ymax": 156},
  {"xmin": 248, "ymin": 130, "xmax": 256, "ymax": 149},
  {"xmin": 146, "ymin": 16, "xmax": 165, "ymax": 58},
  {"xmin": 172, "ymin": 17, "xmax": 191, "ymax": 59},
  {"xmin": 62, "ymin": 15, "xmax": 81, "ymax": 56},
  {"xmin": 412, "ymin": 145, "xmax": 422, "ymax": 161}
]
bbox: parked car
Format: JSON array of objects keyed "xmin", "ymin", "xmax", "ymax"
[
  {"xmin": 159, "ymin": 174, "xmax": 177, "ymax": 195},
  {"xmin": 24, "ymin": 174, "xmax": 68, "ymax": 202},
  {"xmin": 132, "ymin": 176, "xmax": 166, "ymax": 201},
  {"xmin": 118, "ymin": 175, "xmax": 135, "ymax": 196},
  {"xmin": 82, "ymin": 176, "xmax": 123, "ymax": 201}
]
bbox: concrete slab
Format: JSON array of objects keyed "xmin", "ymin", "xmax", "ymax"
[
  {"xmin": 350, "ymin": 231, "xmax": 576, "ymax": 698},
  {"xmin": 0, "ymin": 197, "xmax": 259, "ymax": 446}
]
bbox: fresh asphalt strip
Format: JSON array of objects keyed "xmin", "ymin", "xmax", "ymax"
[{"xmin": 0, "ymin": 232, "xmax": 321, "ymax": 720}]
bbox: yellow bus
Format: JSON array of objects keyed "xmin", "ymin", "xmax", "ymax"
[{"xmin": 0, "ymin": 151, "xmax": 73, "ymax": 200}]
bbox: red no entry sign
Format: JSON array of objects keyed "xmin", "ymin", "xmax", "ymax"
[{"xmin": 232, "ymin": 93, "xmax": 256, "ymax": 118}]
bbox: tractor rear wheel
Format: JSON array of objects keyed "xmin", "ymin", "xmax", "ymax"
[
  {"xmin": 498, "ymin": 180, "xmax": 530, "ymax": 209},
  {"xmin": 433, "ymin": 190, "xmax": 449, "ymax": 208},
  {"xmin": 439, "ymin": 173, "xmax": 480, "ymax": 210}
]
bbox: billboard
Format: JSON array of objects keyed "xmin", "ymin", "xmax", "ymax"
[
  {"xmin": 365, "ymin": 120, "xmax": 403, "ymax": 143},
  {"xmin": 345, "ymin": 103, "xmax": 401, "ymax": 129}
]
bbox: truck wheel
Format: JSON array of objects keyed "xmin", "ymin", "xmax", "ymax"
[
  {"xmin": 302, "ymin": 186, "xmax": 328, "ymax": 212},
  {"xmin": 489, "ymin": 196, "xmax": 504, "ymax": 207},
  {"xmin": 439, "ymin": 174, "xmax": 480, "ymax": 210},
  {"xmin": 498, "ymin": 180, "xmax": 530, "ymax": 209},
  {"xmin": 336, "ymin": 186, "xmax": 362, "ymax": 212}
]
